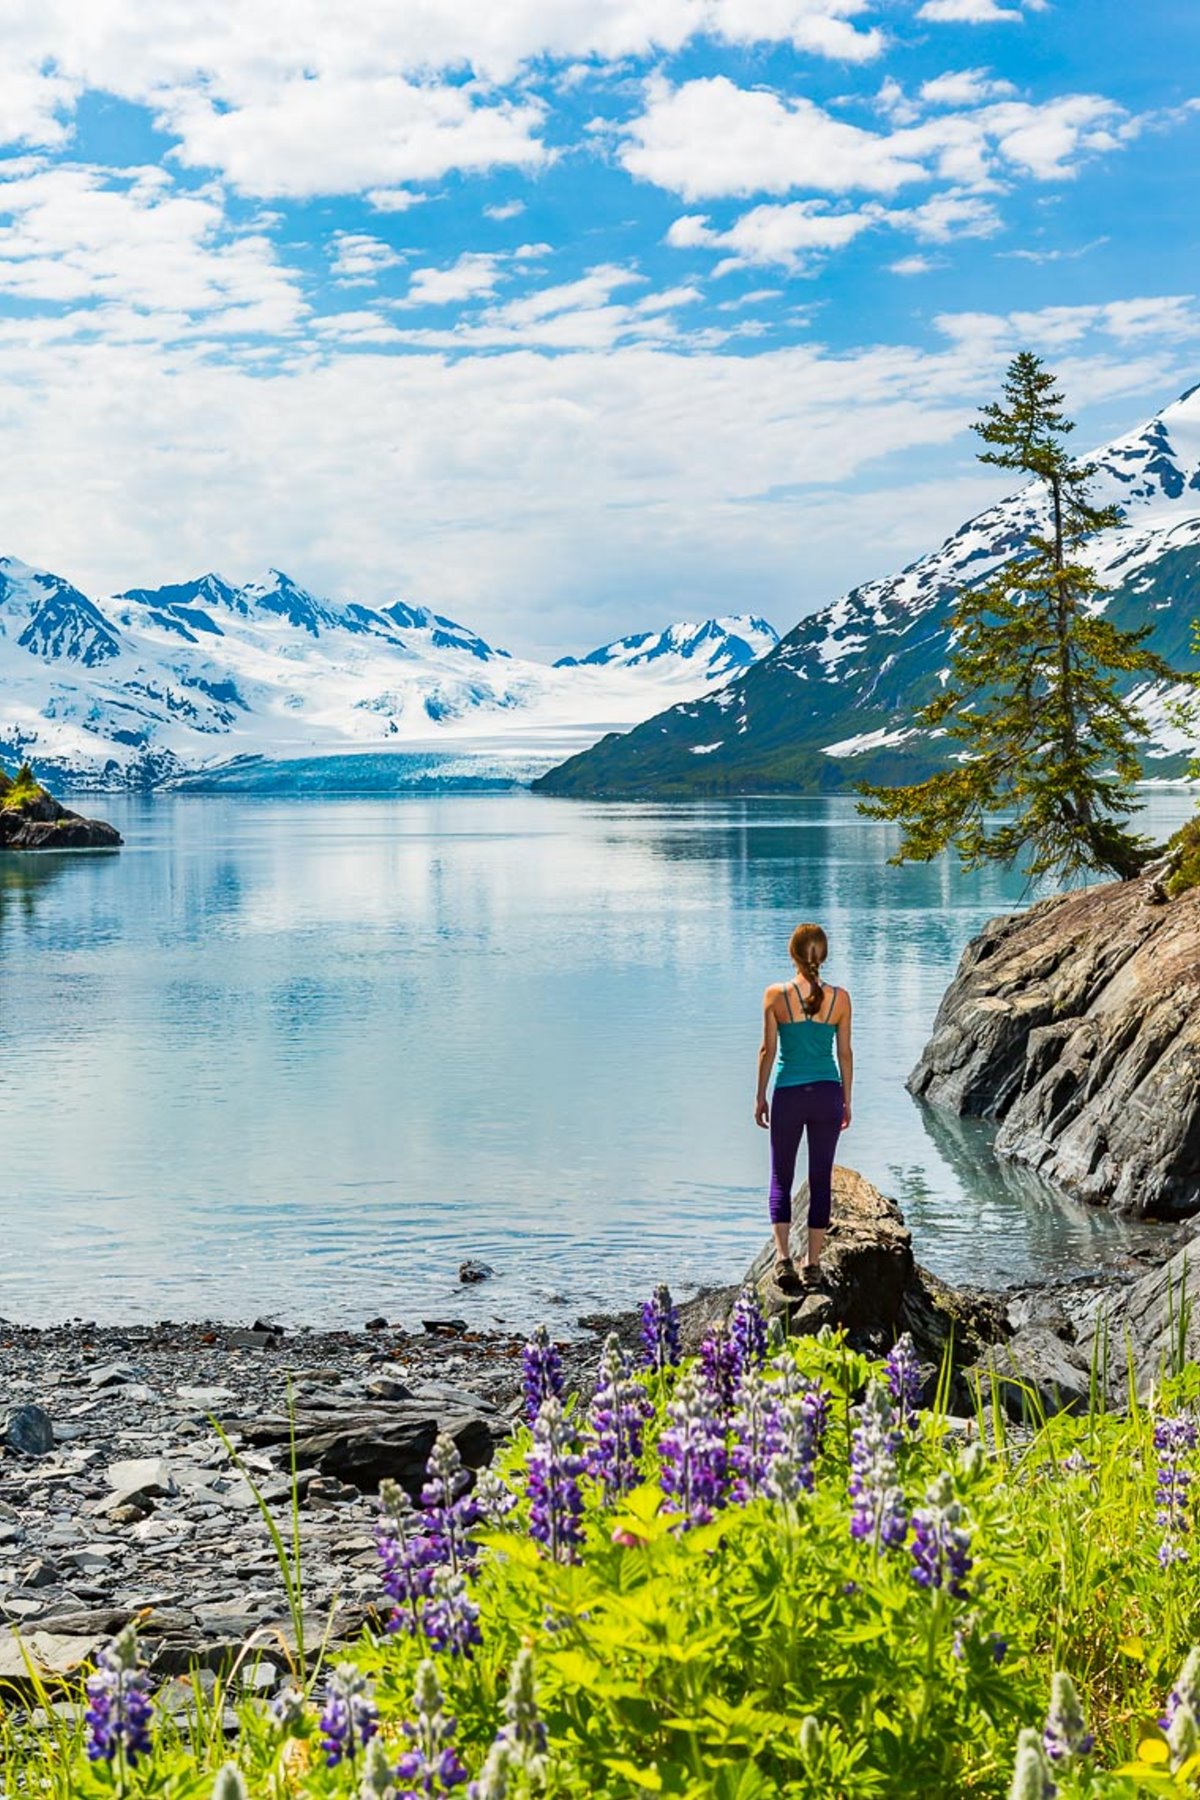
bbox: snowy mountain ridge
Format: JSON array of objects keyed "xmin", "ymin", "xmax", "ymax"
[
  {"xmin": 0, "ymin": 557, "xmax": 779, "ymax": 788},
  {"xmin": 536, "ymin": 382, "xmax": 1200, "ymax": 797}
]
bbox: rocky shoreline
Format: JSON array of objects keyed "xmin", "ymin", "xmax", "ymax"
[{"xmin": 3, "ymin": 1163, "xmax": 1195, "ymax": 1706}]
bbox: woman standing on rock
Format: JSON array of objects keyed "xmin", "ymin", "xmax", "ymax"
[{"xmin": 755, "ymin": 922, "xmax": 852, "ymax": 1294}]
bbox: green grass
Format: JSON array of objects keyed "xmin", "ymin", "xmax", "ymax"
[
  {"xmin": 1, "ymin": 1330, "xmax": 1198, "ymax": 1798},
  {"xmin": 0, "ymin": 760, "xmax": 46, "ymax": 812}
]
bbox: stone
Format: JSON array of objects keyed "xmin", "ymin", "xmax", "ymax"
[
  {"xmin": 0, "ymin": 1628, "xmax": 104, "ymax": 1694},
  {"xmin": 21, "ymin": 1558, "xmax": 61, "ymax": 1589},
  {"xmin": 4, "ymin": 1403, "xmax": 55, "ymax": 1455},
  {"xmin": 908, "ymin": 872, "xmax": 1200, "ymax": 1218},
  {"xmin": 0, "ymin": 783, "xmax": 122, "ymax": 853},
  {"xmin": 743, "ymin": 1166, "xmax": 915, "ymax": 1334},
  {"xmin": 459, "ymin": 1260, "xmax": 496, "ymax": 1284},
  {"xmin": 106, "ymin": 1456, "xmax": 176, "ymax": 1501},
  {"xmin": 87, "ymin": 1362, "xmax": 144, "ymax": 1389},
  {"xmin": 966, "ymin": 1327, "xmax": 1094, "ymax": 1420},
  {"xmin": 175, "ymin": 1386, "xmax": 236, "ymax": 1408},
  {"xmin": 422, "ymin": 1319, "xmax": 468, "ymax": 1335},
  {"xmin": 297, "ymin": 1412, "xmax": 501, "ymax": 1496}
]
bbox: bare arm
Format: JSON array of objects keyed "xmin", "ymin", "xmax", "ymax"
[
  {"xmin": 836, "ymin": 991, "xmax": 854, "ymax": 1128},
  {"xmin": 756, "ymin": 988, "xmax": 779, "ymax": 1128}
]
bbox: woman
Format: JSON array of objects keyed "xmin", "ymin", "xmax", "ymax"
[{"xmin": 754, "ymin": 921, "xmax": 852, "ymax": 1293}]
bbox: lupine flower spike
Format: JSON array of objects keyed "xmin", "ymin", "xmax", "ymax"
[
  {"xmin": 377, "ymin": 1477, "xmax": 438, "ymax": 1636},
  {"xmin": 211, "ymin": 1768, "xmax": 250, "ymax": 1800},
  {"xmin": 527, "ymin": 1396, "xmax": 588, "ymax": 1562},
  {"xmin": 848, "ymin": 1379, "xmax": 908, "ymax": 1551},
  {"xmin": 422, "ymin": 1432, "xmax": 482, "ymax": 1573},
  {"xmin": 910, "ymin": 1472, "xmax": 974, "ymax": 1598},
  {"xmin": 270, "ymin": 1682, "xmax": 307, "ymax": 1733},
  {"xmin": 1154, "ymin": 1412, "xmax": 1197, "ymax": 1567},
  {"xmin": 84, "ymin": 1624, "xmax": 155, "ymax": 1768},
  {"xmin": 659, "ymin": 1364, "xmax": 728, "ymax": 1527},
  {"xmin": 1168, "ymin": 1703, "xmax": 1200, "ymax": 1775},
  {"xmin": 730, "ymin": 1286, "xmax": 768, "ymax": 1378},
  {"xmin": 1042, "ymin": 1672, "xmax": 1094, "ymax": 1766},
  {"xmin": 1008, "ymin": 1728, "xmax": 1056, "ymax": 1800},
  {"xmin": 699, "ymin": 1324, "xmax": 739, "ymax": 1417},
  {"xmin": 885, "ymin": 1333, "xmax": 922, "ymax": 1432},
  {"xmin": 640, "ymin": 1283, "xmax": 681, "ymax": 1375},
  {"xmin": 423, "ymin": 1561, "xmax": 483, "ymax": 1657},
  {"xmin": 395, "ymin": 1659, "xmax": 469, "ymax": 1796},
  {"xmin": 320, "ymin": 1663, "xmax": 379, "ymax": 1768},
  {"xmin": 472, "ymin": 1465, "xmax": 519, "ymax": 1526},
  {"xmin": 766, "ymin": 1356, "xmax": 830, "ymax": 1504},
  {"xmin": 522, "ymin": 1325, "xmax": 564, "ymax": 1424},
  {"xmin": 586, "ymin": 1332, "xmax": 650, "ymax": 1502},
  {"xmin": 730, "ymin": 1369, "xmax": 784, "ymax": 1503}
]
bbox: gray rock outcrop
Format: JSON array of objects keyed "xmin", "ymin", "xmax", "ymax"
[{"xmin": 909, "ymin": 868, "xmax": 1200, "ymax": 1218}]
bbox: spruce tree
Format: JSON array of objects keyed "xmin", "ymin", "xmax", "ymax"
[{"xmin": 858, "ymin": 352, "xmax": 1179, "ymax": 880}]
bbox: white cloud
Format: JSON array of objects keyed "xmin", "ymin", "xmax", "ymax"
[
  {"xmin": 899, "ymin": 189, "xmax": 1000, "ymax": 240},
  {"xmin": 919, "ymin": 68, "xmax": 1015, "ymax": 106},
  {"xmin": 890, "ymin": 254, "xmax": 937, "ymax": 274},
  {"xmin": 0, "ymin": 295, "xmax": 1193, "ymax": 654},
  {"xmin": 918, "ymin": 0, "xmax": 1025, "ymax": 21},
  {"xmin": 623, "ymin": 77, "xmax": 928, "ymax": 201},
  {"xmin": 398, "ymin": 252, "xmax": 507, "ymax": 307},
  {"xmin": 624, "ymin": 75, "xmax": 1137, "ymax": 206},
  {"xmin": 668, "ymin": 200, "xmax": 881, "ymax": 269},
  {"xmin": 484, "ymin": 199, "xmax": 526, "ymax": 220},
  {"xmin": 0, "ymin": 63, "xmax": 80, "ymax": 149},
  {"xmin": 366, "ymin": 188, "xmax": 429, "ymax": 213},
  {"xmin": 329, "ymin": 232, "xmax": 402, "ymax": 284},
  {"xmin": 0, "ymin": 162, "xmax": 302, "ymax": 335}
]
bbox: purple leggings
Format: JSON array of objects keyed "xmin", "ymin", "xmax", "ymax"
[{"xmin": 768, "ymin": 1081, "xmax": 843, "ymax": 1227}]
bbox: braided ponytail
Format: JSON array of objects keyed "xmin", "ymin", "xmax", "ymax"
[{"xmin": 788, "ymin": 922, "xmax": 829, "ymax": 1018}]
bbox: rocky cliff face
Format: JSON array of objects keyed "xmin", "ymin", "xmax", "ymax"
[{"xmin": 909, "ymin": 868, "xmax": 1200, "ymax": 1219}]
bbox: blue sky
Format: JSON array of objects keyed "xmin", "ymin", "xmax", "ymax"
[{"xmin": 0, "ymin": 0, "xmax": 1198, "ymax": 657}]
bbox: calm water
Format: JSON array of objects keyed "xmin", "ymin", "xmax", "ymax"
[{"xmin": 2, "ymin": 792, "xmax": 1192, "ymax": 1329}]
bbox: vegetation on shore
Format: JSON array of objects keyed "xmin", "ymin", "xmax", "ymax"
[
  {"xmin": 0, "ymin": 761, "xmax": 46, "ymax": 811},
  {"xmin": 3, "ymin": 1297, "xmax": 1199, "ymax": 1798}
]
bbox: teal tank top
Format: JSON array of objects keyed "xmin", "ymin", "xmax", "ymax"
[{"xmin": 774, "ymin": 983, "xmax": 841, "ymax": 1089}]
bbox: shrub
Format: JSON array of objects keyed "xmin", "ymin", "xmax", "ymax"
[{"xmin": 1165, "ymin": 817, "xmax": 1200, "ymax": 898}]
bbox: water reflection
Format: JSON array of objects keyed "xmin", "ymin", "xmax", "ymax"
[
  {"xmin": 1, "ymin": 790, "xmax": 1195, "ymax": 1327},
  {"xmin": 0, "ymin": 851, "xmax": 69, "ymax": 936}
]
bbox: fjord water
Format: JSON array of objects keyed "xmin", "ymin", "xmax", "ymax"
[{"xmin": 2, "ymin": 792, "xmax": 1192, "ymax": 1329}]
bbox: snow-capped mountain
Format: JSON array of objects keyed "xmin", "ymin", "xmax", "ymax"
[
  {"xmin": 0, "ymin": 560, "xmax": 779, "ymax": 789},
  {"xmin": 536, "ymin": 383, "xmax": 1200, "ymax": 798},
  {"xmin": 555, "ymin": 616, "xmax": 776, "ymax": 678}
]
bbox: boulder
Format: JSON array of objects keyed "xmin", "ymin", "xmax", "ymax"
[
  {"xmin": 909, "ymin": 871, "xmax": 1200, "ymax": 1218},
  {"xmin": 3, "ymin": 1403, "xmax": 54, "ymax": 1455},
  {"xmin": 744, "ymin": 1166, "xmax": 915, "ymax": 1334},
  {"xmin": 965, "ymin": 1326, "xmax": 1094, "ymax": 1421}
]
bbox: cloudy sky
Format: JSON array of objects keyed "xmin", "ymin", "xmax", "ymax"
[{"xmin": 1, "ymin": 0, "xmax": 1198, "ymax": 657}]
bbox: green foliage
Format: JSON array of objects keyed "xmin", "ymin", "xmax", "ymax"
[
  {"xmin": 858, "ymin": 353, "xmax": 1184, "ymax": 882},
  {"xmin": 0, "ymin": 759, "xmax": 45, "ymax": 811},
  {"xmin": 2, "ymin": 1332, "xmax": 1199, "ymax": 1798},
  {"xmin": 1165, "ymin": 818, "xmax": 1200, "ymax": 898}
]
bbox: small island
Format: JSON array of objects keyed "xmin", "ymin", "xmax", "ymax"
[{"xmin": 0, "ymin": 761, "xmax": 122, "ymax": 850}]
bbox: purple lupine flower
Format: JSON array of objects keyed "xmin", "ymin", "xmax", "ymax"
[
  {"xmin": 1154, "ymin": 1413, "xmax": 1197, "ymax": 1568},
  {"xmin": 359, "ymin": 1738, "xmax": 401, "ymax": 1798},
  {"xmin": 422, "ymin": 1432, "xmax": 482, "ymax": 1573},
  {"xmin": 84, "ymin": 1624, "xmax": 155, "ymax": 1767},
  {"xmin": 395, "ymin": 1661, "xmax": 469, "ymax": 1797},
  {"xmin": 730, "ymin": 1287, "xmax": 768, "ymax": 1379},
  {"xmin": 640, "ymin": 1283, "xmax": 681, "ymax": 1376},
  {"xmin": 884, "ymin": 1333, "xmax": 922, "ymax": 1432},
  {"xmin": 377, "ymin": 1476, "xmax": 439, "ymax": 1635},
  {"xmin": 765, "ymin": 1356, "xmax": 830, "ymax": 1504},
  {"xmin": 527, "ymin": 1396, "xmax": 587, "ymax": 1563},
  {"xmin": 319, "ymin": 1663, "xmax": 378, "ymax": 1768},
  {"xmin": 729, "ymin": 1370, "xmax": 784, "ymax": 1503},
  {"xmin": 1042, "ymin": 1672, "xmax": 1094, "ymax": 1766},
  {"xmin": 1160, "ymin": 1647, "xmax": 1200, "ymax": 1732},
  {"xmin": 586, "ymin": 1332, "xmax": 650, "ymax": 1503},
  {"xmin": 659, "ymin": 1365, "xmax": 728, "ymax": 1527},
  {"xmin": 1008, "ymin": 1728, "xmax": 1057, "ymax": 1800},
  {"xmin": 522, "ymin": 1324, "xmax": 564, "ymax": 1424},
  {"xmin": 848, "ymin": 1379, "xmax": 907, "ymax": 1551},
  {"xmin": 1168, "ymin": 1704, "xmax": 1200, "ymax": 1776},
  {"xmin": 700, "ymin": 1324, "xmax": 739, "ymax": 1417},
  {"xmin": 910, "ymin": 1473, "xmax": 974, "ymax": 1598},
  {"xmin": 422, "ymin": 1562, "xmax": 482, "ymax": 1657}
]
